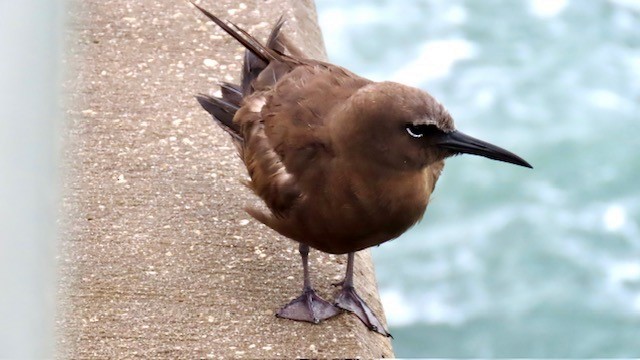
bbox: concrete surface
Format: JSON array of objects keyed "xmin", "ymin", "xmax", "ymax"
[{"xmin": 58, "ymin": 0, "xmax": 394, "ymax": 358}]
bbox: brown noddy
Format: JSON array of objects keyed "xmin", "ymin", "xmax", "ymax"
[{"xmin": 192, "ymin": 3, "xmax": 532, "ymax": 337}]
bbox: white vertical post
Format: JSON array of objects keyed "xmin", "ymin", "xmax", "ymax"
[{"xmin": 0, "ymin": 1, "xmax": 64, "ymax": 358}]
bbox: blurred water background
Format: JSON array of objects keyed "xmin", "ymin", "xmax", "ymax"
[{"xmin": 316, "ymin": 0, "xmax": 640, "ymax": 357}]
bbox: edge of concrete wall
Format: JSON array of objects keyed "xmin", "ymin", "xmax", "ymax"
[{"xmin": 58, "ymin": 0, "xmax": 394, "ymax": 358}]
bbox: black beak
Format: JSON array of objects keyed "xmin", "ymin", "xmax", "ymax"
[{"xmin": 436, "ymin": 130, "xmax": 533, "ymax": 168}]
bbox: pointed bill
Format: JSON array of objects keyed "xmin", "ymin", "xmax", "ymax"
[{"xmin": 437, "ymin": 130, "xmax": 533, "ymax": 168}]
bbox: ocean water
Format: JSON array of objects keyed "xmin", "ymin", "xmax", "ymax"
[{"xmin": 316, "ymin": 0, "xmax": 640, "ymax": 357}]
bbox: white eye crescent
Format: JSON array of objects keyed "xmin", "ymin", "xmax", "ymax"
[{"xmin": 406, "ymin": 126, "xmax": 424, "ymax": 138}]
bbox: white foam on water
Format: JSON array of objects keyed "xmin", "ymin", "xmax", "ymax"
[
  {"xmin": 378, "ymin": 200, "xmax": 640, "ymax": 330},
  {"xmin": 380, "ymin": 288, "xmax": 469, "ymax": 327},
  {"xmin": 586, "ymin": 89, "xmax": 626, "ymax": 110},
  {"xmin": 528, "ymin": 0, "xmax": 569, "ymax": 18},
  {"xmin": 443, "ymin": 5, "xmax": 468, "ymax": 25},
  {"xmin": 390, "ymin": 39, "xmax": 478, "ymax": 86},
  {"xmin": 473, "ymin": 88, "xmax": 497, "ymax": 109},
  {"xmin": 608, "ymin": 0, "xmax": 640, "ymax": 12},
  {"xmin": 527, "ymin": 180, "xmax": 567, "ymax": 206},
  {"xmin": 319, "ymin": 5, "xmax": 380, "ymax": 28},
  {"xmin": 602, "ymin": 259, "xmax": 640, "ymax": 315},
  {"xmin": 419, "ymin": 296, "xmax": 467, "ymax": 325},
  {"xmin": 633, "ymin": 294, "xmax": 640, "ymax": 313},
  {"xmin": 428, "ymin": 205, "xmax": 523, "ymax": 243},
  {"xmin": 379, "ymin": 289, "xmax": 416, "ymax": 327},
  {"xmin": 624, "ymin": 55, "xmax": 640, "ymax": 82},
  {"xmin": 318, "ymin": 6, "xmax": 379, "ymax": 67},
  {"xmin": 602, "ymin": 204, "xmax": 627, "ymax": 232},
  {"xmin": 607, "ymin": 261, "xmax": 640, "ymax": 284}
]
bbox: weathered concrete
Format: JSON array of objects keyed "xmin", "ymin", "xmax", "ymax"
[{"xmin": 58, "ymin": 0, "xmax": 394, "ymax": 358}]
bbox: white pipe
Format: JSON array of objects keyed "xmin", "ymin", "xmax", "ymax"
[{"xmin": 0, "ymin": 1, "xmax": 64, "ymax": 358}]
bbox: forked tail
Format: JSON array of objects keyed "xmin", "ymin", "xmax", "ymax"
[{"xmin": 192, "ymin": 3, "xmax": 289, "ymax": 141}]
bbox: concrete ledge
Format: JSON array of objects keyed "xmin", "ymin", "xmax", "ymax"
[{"xmin": 58, "ymin": 0, "xmax": 394, "ymax": 358}]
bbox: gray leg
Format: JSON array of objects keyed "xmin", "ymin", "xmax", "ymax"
[
  {"xmin": 335, "ymin": 252, "xmax": 391, "ymax": 337},
  {"xmin": 276, "ymin": 244, "xmax": 340, "ymax": 323}
]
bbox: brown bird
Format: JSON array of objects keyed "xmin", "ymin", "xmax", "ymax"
[{"xmin": 192, "ymin": 4, "xmax": 532, "ymax": 337}]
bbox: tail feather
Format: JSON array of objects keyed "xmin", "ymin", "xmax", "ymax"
[
  {"xmin": 192, "ymin": 4, "xmax": 299, "ymax": 143},
  {"xmin": 195, "ymin": 94, "xmax": 242, "ymax": 141},
  {"xmin": 266, "ymin": 16, "xmax": 286, "ymax": 53},
  {"xmin": 265, "ymin": 15, "xmax": 306, "ymax": 58},
  {"xmin": 241, "ymin": 16, "xmax": 286, "ymax": 95},
  {"xmin": 219, "ymin": 82, "xmax": 243, "ymax": 106},
  {"xmin": 191, "ymin": 1, "xmax": 275, "ymax": 64}
]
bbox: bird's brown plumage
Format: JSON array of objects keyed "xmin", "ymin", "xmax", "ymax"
[
  {"xmin": 193, "ymin": 3, "xmax": 534, "ymax": 256},
  {"xmin": 194, "ymin": 6, "xmax": 454, "ymax": 254},
  {"xmin": 192, "ymin": 3, "xmax": 531, "ymax": 335},
  {"xmin": 246, "ymin": 79, "xmax": 450, "ymax": 254}
]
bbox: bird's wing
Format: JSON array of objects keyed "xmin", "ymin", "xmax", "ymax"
[
  {"xmin": 263, "ymin": 64, "xmax": 370, "ymax": 176},
  {"xmin": 190, "ymin": 4, "xmax": 370, "ymax": 216},
  {"xmin": 237, "ymin": 63, "xmax": 370, "ymax": 217}
]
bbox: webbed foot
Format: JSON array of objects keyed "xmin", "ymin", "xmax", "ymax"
[
  {"xmin": 277, "ymin": 287, "xmax": 341, "ymax": 324},
  {"xmin": 335, "ymin": 285, "xmax": 392, "ymax": 337}
]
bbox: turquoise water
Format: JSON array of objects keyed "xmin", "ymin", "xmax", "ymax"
[{"xmin": 317, "ymin": 0, "xmax": 640, "ymax": 357}]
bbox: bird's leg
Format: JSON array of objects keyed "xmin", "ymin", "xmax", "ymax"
[
  {"xmin": 334, "ymin": 252, "xmax": 392, "ymax": 337},
  {"xmin": 276, "ymin": 243, "xmax": 340, "ymax": 324}
]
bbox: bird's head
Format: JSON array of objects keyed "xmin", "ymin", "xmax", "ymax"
[{"xmin": 333, "ymin": 81, "xmax": 532, "ymax": 171}]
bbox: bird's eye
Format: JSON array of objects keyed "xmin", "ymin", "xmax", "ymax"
[{"xmin": 406, "ymin": 125, "xmax": 424, "ymax": 138}]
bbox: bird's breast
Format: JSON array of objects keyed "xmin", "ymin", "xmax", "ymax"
[{"xmin": 291, "ymin": 167, "xmax": 436, "ymax": 254}]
